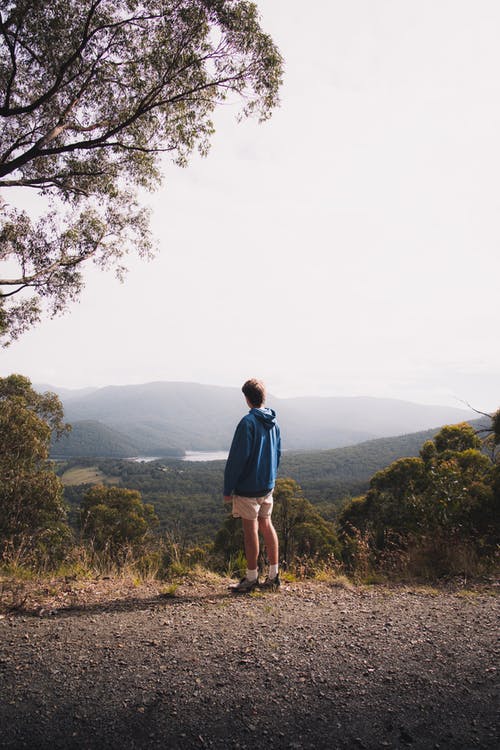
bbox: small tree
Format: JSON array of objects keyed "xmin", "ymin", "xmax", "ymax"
[
  {"xmin": 273, "ymin": 479, "xmax": 340, "ymax": 568},
  {"xmin": 80, "ymin": 484, "xmax": 159, "ymax": 559},
  {"xmin": 213, "ymin": 513, "xmax": 243, "ymax": 563},
  {"xmin": 0, "ymin": 374, "xmax": 71, "ymax": 565},
  {"xmin": 364, "ymin": 457, "xmax": 429, "ymax": 541}
]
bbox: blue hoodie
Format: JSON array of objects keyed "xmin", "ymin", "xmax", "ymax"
[{"xmin": 223, "ymin": 407, "xmax": 281, "ymax": 498}]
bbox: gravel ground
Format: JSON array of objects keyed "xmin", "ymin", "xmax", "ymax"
[{"xmin": 0, "ymin": 579, "xmax": 498, "ymax": 749}]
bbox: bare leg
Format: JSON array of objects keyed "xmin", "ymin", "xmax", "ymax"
[
  {"xmin": 241, "ymin": 518, "xmax": 259, "ymax": 570},
  {"xmin": 258, "ymin": 516, "xmax": 279, "ymax": 566}
]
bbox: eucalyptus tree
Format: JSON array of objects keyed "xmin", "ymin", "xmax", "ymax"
[
  {"xmin": 80, "ymin": 484, "xmax": 159, "ymax": 559},
  {"xmin": 338, "ymin": 422, "xmax": 497, "ymax": 572},
  {"xmin": 0, "ymin": 374, "xmax": 71, "ymax": 564},
  {"xmin": 0, "ymin": 0, "xmax": 282, "ymax": 342}
]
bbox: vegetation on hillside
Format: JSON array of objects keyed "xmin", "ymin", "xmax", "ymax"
[
  {"xmin": 0, "ymin": 375, "xmax": 72, "ymax": 566},
  {"xmin": 51, "ymin": 421, "xmax": 144, "ymax": 459},
  {"xmin": 56, "ymin": 425, "xmax": 479, "ymax": 538},
  {"xmin": 80, "ymin": 485, "xmax": 159, "ymax": 560},
  {"xmin": 339, "ymin": 423, "xmax": 499, "ymax": 578},
  {"xmin": 1, "ymin": 376, "xmax": 498, "ymax": 582}
]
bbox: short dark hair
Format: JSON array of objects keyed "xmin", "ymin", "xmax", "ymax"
[{"xmin": 242, "ymin": 378, "xmax": 266, "ymax": 407}]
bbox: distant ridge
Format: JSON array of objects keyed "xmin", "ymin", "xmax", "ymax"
[{"xmin": 37, "ymin": 380, "xmax": 475, "ymax": 458}]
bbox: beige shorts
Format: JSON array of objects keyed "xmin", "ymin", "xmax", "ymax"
[{"xmin": 232, "ymin": 492, "xmax": 274, "ymax": 521}]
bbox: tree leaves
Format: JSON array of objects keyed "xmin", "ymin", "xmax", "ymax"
[
  {"xmin": 0, "ymin": 374, "xmax": 71, "ymax": 563},
  {"xmin": 0, "ymin": 1, "xmax": 283, "ymax": 342}
]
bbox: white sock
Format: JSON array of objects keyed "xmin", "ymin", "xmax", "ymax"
[
  {"xmin": 268, "ymin": 564, "xmax": 279, "ymax": 579},
  {"xmin": 246, "ymin": 568, "xmax": 258, "ymax": 582}
]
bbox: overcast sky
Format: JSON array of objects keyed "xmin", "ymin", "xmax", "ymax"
[{"xmin": 2, "ymin": 0, "xmax": 500, "ymax": 412}]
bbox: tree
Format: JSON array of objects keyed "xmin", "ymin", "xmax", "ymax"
[
  {"xmin": 364, "ymin": 457, "xmax": 429, "ymax": 537},
  {"xmin": 272, "ymin": 479, "xmax": 340, "ymax": 566},
  {"xmin": 0, "ymin": 374, "xmax": 71, "ymax": 564},
  {"xmin": 338, "ymin": 422, "xmax": 497, "ymax": 566},
  {"xmin": 80, "ymin": 484, "xmax": 159, "ymax": 556},
  {"xmin": 0, "ymin": 1, "xmax": 283, "ymax": 342},
  {"xmin": 213, "ymin": 512, "xmax": 244, "ymax": 563},
  {"xmin": 493, "ymin": 409, "xmax": 500, "ymax": 445},
  {"xmin": 432, "ymin": 422, "xmax": 481, "ymax": 453},
  {"xmin": 474, "ymin": 407, "xmax": 500, "ymax": 461}
]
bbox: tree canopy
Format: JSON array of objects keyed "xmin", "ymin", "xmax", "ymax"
[
  {"xmin": 0, "ymin": 0, "xmax": 283, "ymax": 342},
  {"xmin": 80, "ymin": 484, "xmax": 159, "ymax": 555},
  {"xmin": 338, "ymin": 422, "xmax": 498, "ymax": 574},
  {"xmin": 0, "ymin": 374, "xmax": 71, "ymax": 564}
]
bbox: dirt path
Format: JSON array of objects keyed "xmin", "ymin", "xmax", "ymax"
[{"xmin": 1, "ymin": 580, "xmax": 498, "ymax": 749}]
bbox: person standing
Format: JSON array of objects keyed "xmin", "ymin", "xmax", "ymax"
[{"xmin": 223, "ymin": 378, "xmax": 281, "ymax": 593}]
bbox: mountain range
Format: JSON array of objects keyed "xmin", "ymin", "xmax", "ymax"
[{"xmin": 39, "ymin": 381, "xmax": 476, "ymax": 458}]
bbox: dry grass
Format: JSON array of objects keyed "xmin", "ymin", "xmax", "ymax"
[
  {"xmin": 60, "ymin": 466, "xmax": 121, "ymax": 487},
  {"xmin": 314, "ymin": 570, "xmax": 355, "ymax": 590},
  {"xmin": 0, "ymin": 570, "xmax": 164, "ymax": 614},
  {"xmin": 0, "ymin": 562, "xmax": 231, "ymax": 615}
]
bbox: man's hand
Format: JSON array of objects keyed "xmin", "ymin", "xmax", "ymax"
[{"xmin": 223, "ymin": 495, "xmax": 232, "ymax": 503}]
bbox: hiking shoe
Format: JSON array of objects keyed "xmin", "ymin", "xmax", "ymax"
[
  {"xmin": 228, "ymin": 577, "xmax": 258, "ymax": 594},
  {"xmin": 259, "ymin": 574, "xmax": 281, "ymax": 591}
]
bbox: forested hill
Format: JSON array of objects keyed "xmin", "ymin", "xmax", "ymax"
[
  {"xmin": 280, "ymin": 427, "xmax": 443, "ymax": 508},
  {"xmin": 45, "ymin": 380, "xmax": 474, "ymax": 457},
  {"xmin": 51, "ymin": 420, "xmax": 145, "ymax": 459}
]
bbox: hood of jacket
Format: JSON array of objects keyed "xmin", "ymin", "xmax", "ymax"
[{"xmin": 250, "ymin": 407, "xmax": 277, "ymax": 430}]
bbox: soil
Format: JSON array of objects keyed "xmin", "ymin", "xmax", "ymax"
[{"xmin": 0, "ymin": 576, "xmax": 498, "ymax": 749}]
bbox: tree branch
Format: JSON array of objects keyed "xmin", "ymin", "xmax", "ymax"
[
  {"xmin": 0, "ymin": 12, "xmax": 18, "ymax": 112},
  {"xmin": 38, "ymin": 71, "xmax": 246, "ymax": 157},
  {"xmin": 0, "ymin": 127, "xmax": 40, "ymax": 164},
  {"xmin": 0, "ymin": 284, "xmax": 30, "ymax": 298},
  {"xmin": 0, "ymin": 247, "xmax": 103, "ymax": 289},
  {"xmin": 0, "ymin": 5, "xmax": 165, "ymax": 118}
]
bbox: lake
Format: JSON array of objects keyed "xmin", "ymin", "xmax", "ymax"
[
  {"xmin": 182, "ymin": 451, "xmax": 228, "ymax": 462},
  {"xmin": 127, "ymin": 451, "xmax": 228, "ymax": 463}
]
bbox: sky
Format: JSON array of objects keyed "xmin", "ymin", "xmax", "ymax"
[{"xmin": 2, "ymin": 0, "xmax": 500, "ymax": 412}]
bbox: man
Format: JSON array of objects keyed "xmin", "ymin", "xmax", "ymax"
[{"xmin": 223, "ymin": 378, "xmax": 281, "ymax": 593}]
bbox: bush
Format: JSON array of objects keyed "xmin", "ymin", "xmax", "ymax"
[
  {"xmin": 338, "ymin": 421, "xmax": 499, "ymax": 579},
  {"xmin": 80, "ymin": 485, "xmax": 159, "ymax": 561}
]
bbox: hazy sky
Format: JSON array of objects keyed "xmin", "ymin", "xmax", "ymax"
[{"xmin": 2, "ymin": 0, "xmax": 500, "ymax": 411}]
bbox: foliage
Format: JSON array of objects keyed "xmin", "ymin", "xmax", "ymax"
[
  {"xmin": 273, "ymin": 478, "xmax": 340, "ymax": 566},
  {"xmin": 0, "ymin": 0, "xmax": 283, "ymax": 342},
  {"xmin": 477, "ymin": 407, "xmax": 500, "ymax": 461},
  {"xmin": 338, "ymin": 421, "xmax": 499, "ymax": 577},
  {"xmin": 61, "ymin": 456, "xmax": 227, "ymax": 541},
  {"xmin": 433, "ymin": 422, "xmax": 481, "ymax": 453},
  {"xmin": 212, "ymin": 513, "xmax": 243, "ymax": 564},
  {"xmin": 80, "ymin": 484, "xmax": 159, "ymax": 557},
  {"xmin": 57, "ymin": 424, "xmax": 458, "ymax": 540},
  {"xmin": 56, "ymin": 422, "xmax": 481, "ymax": 543},
  {"xmin": 493, "ymin": 409, "xmax": 500, "ymax": 445},
  {"xmin": 0, "ymin": 374, "xmax": 71, "ymax": 565},
  {"xmin": 0, "ymin": 372, "xmax": 68, "ymax": 435}
]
